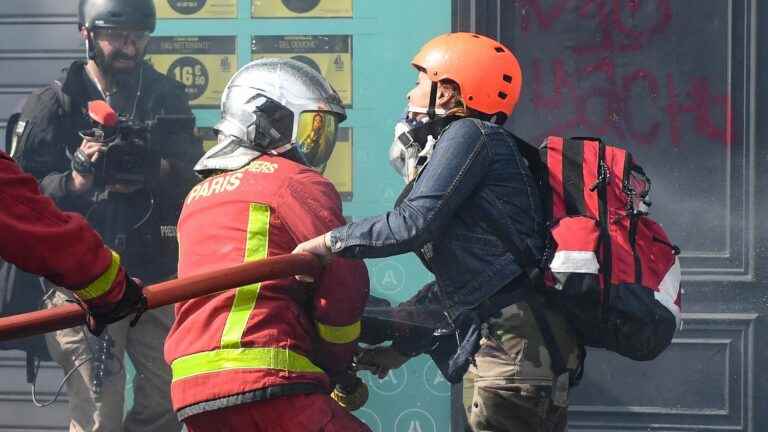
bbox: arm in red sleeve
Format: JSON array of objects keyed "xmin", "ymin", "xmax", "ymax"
[
  {"xmin": 0, "ymin": 152, "xmax": 123, "ymax": 303},
  {"xmin": 279, "ymin": 170, "xmax": 369, "ymax": 377}
]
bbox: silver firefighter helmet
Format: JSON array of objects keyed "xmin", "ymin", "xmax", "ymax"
[{"xmin": 194, "ymin": 58, "xmax": 346, "ymax": 175}]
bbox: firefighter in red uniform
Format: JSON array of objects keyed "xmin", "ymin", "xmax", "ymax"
[
  {"xmin": 163, "ymin": 59, "xmax": 371, "ymax": 431},
  {"xmin": 0, "ymin": 151, "xmax": 143, "ymax": 333}
]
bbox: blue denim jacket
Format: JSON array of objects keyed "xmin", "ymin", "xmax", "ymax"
[{"xmin": 329, "ymin": 118, "xmax": 545, "ymax": 311}]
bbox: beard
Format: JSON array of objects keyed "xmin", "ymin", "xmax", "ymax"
[{"xmin": 94, "ymin": 44, "xmax": 144, "ymax": 77}]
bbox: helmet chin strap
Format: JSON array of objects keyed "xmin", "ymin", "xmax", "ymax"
[
  {"xmin": 398, "ymin": 81, "xmax": 459, "ymax": 151},
  {"xmin": 427, "ymin": 81, "xmax": 438, "ymax": 120},
  {"xmin": 85, "ymin": 30, "xmax": 97, "ymax": 61}
]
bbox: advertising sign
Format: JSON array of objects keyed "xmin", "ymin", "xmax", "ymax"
[
  {"xmin": 251, "ymin": 0, "xmax": 352, "ymax": 18},
  {"xmin": 147, "ymin": 36, "xmax": 237, "ymax": 108},
  {"xmin": 155, "ymin": 0, "xmax": 237, "ymax": 19},
  {"xmin": 251, "ymin": 35, "xmax": 352, "ymax": 106}
]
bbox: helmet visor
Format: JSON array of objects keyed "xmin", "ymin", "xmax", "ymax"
[{"xmin": 296, "ymin": 111, "xmax": 339, "ymax": 171}]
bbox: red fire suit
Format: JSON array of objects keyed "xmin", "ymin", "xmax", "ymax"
[
  {"xmin": 165, "ymin": 155, "xmax": 370, "ymax": 430},
  {"xmin": 0, "ymin": 151, "xmax": 123, "ymax": 304}
]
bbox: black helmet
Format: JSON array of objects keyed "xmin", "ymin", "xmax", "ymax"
[{"xmin": 78, "ymin": 0, "xmax": 156, "ymax": 32}]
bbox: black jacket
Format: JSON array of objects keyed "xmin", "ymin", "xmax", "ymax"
[{"xmin": 14, "ymin": 60, "xmax": 202, "ymax": 283}]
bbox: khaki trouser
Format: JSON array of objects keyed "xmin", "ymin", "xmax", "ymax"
[
  {"xmin": 43, "ymin": 285, "xmax": 181, "ymax": 432},
  {"xmin": 462, "ymin": 298, "xmax": 583, "ymax": 432}
]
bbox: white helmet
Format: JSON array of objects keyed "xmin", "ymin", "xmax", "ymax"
[{"xmin": 194, "ymin": 58, "xmax": 346, "ymax": 175}]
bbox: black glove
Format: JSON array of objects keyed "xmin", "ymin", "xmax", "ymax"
[
  {"xmin": 84, "ymin": 274, "xmax": 148, "ymax": 336},
  {"xmin": 71, "ymin": 148, "xmax": 96, "ymax": 175},
  {"xmin": 330, "ymin": 374, "xmax": 368, "ymax": 411}
]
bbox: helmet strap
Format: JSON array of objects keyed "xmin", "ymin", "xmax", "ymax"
[
  {"xmin": 281, "ymin": 146, "xmax": 310, "ymax": 167},
  {"xmin": 491, "ymin": 113, "xmax": 508, "ymax": 125},
  {"xmin": 407, "ymin": 114, "xmax": 461, "ymax": 147},
  {"xmin": 427, "ymin": 81, "xmax": 438, "ymax": 120},
  {"xmin": 85, "ymin": 30, "xmax": 96, "ymax": 61}
]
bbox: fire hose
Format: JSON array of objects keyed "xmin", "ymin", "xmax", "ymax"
[
  {"xmin": 0, "ymin": 253, "xmax": 321, "ymax": 341},
  {"xmin": 0, "ymin": 253, "xmax": 371, "ymax": 410}
]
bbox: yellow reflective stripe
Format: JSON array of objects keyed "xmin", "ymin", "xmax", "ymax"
[
  {"xmin": 245, "ymin": 204, "xmax": 270, "ymax": 262},
  {"xmin": 74, "ymin": 250, "xmax": 120, "ymax": 301},
  {"xmin": 220, "ymin": 283, "xmax": 261, "ymax": 349},
  {"xmin": 171, "ymin": 347, "xmax": 323, "ymax": 382},
  {"xmin": 316, "ymin": 321, "xmax": 361, "ymax": 344},
  {"xmin": 220, "ymin": 204, "xmax": 270, "ymax": 349}
]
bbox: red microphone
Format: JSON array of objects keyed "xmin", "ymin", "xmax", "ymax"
[{"xmin": 87, "ymin": 100, "xmax": 119, "ymax": 128}]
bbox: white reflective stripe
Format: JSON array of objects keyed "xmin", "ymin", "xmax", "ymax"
[
  {"xmin": 654, "ymin": 257, "xmax": 682, "ymax": 328},
  {"xmin": 549, "ymin": 250, "xmax": 599, "ymax": 274}
]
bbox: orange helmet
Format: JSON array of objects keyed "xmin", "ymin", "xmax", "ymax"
[{"xmin": 412, "ymin": 32, "xmax": 522, "ymax": 117}]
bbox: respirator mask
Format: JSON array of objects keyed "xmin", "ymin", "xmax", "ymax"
[{"xmin": 388, "ymin": 106, "xmax": 450, "ymax": 183}]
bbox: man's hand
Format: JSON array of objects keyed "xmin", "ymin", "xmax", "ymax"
[
  {"xmin": 82, "ymin": 271, "xmax": 147, "ymax": 336},
  {"xmin": 69, "ymin": 138, "xmax": 105, "ymax": 193},
  {"xmin": 355, "ymin": 346, "xmax": 411, "ymax": 379},
  {"xmin": 291, "ymin": 232, "xmax": 333, "ymax": 282}
]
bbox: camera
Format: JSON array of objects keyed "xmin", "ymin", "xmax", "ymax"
[{"xmin": 78, "ymin": 100, "xmax": 195, "ymax": 188}]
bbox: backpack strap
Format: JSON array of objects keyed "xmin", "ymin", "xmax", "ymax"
[
  {"xmin": 481, "ymin": 186, "xmax": 544, "ymax": 284},
  {"xmin": 5, "ymin": 86, "xmax": 32, "ymax": 157},
  {"xmin": 5, "ymin": 112, "xmax": 23, "ymax": 156},
  {"xmin": 480, "ymin": 198, "xmax": 577, "ymax": 383},
  {"xmin": 594, "ymin": 140, "xmax": 613, "ymax": 318},
  {"xmin": 51, "ymin": 77, "xmax": 72, "ymax": 118},
  {"xmin": 505, "ymin": 131, "xmax": 549, "ymax": 192},
  {"xmin": 526, "ymin": 293, "xmax": 568, "ymax": 376},
  {"xmin": 482, "ymin": 133, "xmax": 576, "ymax": 381},
  {"xmin": 51, "ymin": 64, "xmax": 78, "ymax": 123}
]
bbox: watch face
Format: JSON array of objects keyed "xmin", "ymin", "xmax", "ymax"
[{"xmin": 281, "ymin": 0, "xmax": 322, "ymax": 13}]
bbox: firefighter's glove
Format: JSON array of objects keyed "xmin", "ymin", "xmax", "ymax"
[
  {"xmin": 81, "ymin": 271, "xmax": 148, "ymax": 336},
  {"xmin": 331, "ymin": 375, "xmax": 369, "ymax": 411}
]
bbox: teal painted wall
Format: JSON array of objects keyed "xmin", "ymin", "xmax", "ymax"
[{"xmin": 128, "ymin": 1, "xmax": 453, "ymax": 431}]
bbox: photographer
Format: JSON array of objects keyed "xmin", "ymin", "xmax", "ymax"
[{"xmin": 11, "ymin": 0, "xmax": 200, "ymax": 430}]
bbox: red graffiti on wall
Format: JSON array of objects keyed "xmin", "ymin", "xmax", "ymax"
[
  {"xmin": 518, "ymin": 0, "xmax": 673, "ymax": 54},
  {"xmin": 529, "ymin": 57, "xmax": 732, "ymax": 147},
  {"xmin": 514, "ymin": 0, "xmax": 732, "ymax": 147}
]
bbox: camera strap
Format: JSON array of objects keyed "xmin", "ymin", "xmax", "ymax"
[{"xmin": 85, "ymin": 62, "xmax": 144, "ymax": 120}]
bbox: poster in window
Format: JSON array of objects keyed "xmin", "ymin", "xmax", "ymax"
[
  {"xmin": 324, "ymin": 127, "xmax": 353, "ymax": 201},
  {"xmin": 251, "ymin": 0, "xmax": 352, "ymax": 18},
  {"xmin": 155, "ymin": 0, "xmax": 237, "ymax": 18},
  {"xmin": 146, "ymin": 36, "xmax": 237, "ymax": 108}
]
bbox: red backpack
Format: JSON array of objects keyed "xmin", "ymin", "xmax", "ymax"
[{"xmin": 530, "ymin": 136, "xmax": 681, "ymax": 362}]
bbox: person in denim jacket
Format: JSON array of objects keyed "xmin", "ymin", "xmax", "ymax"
[{"xmin": 294, "ymin": 32, "xmax": 583, "ymax": 432}]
